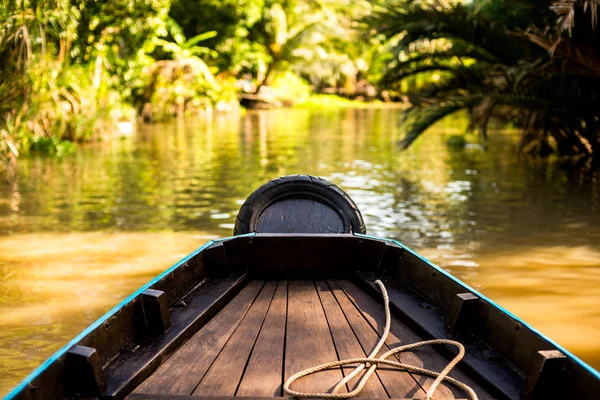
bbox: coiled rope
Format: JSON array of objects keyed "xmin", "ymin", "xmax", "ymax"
[{"xmin": 283, "ymin": 280, "xmax": 478, "ymax": 400}]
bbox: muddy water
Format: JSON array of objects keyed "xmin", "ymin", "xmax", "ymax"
[{"xmin": 1, "ymin": 108, "xmax": 599, "ymax": 394}]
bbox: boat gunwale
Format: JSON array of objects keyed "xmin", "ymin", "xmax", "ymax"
[
  {"xmin": 4, "ymin": 232, "xmax": 600, "ymax": 400},
  {"xmin": 354, "ymin": 233, "xmax": 600, "ymax": 383},
  {"xmin": 4, "ymin": 234, "xmax": 255, "ymax": 400}
]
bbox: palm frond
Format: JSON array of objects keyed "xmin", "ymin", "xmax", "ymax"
[
  {"xmin": 552, "ymin": 0, "xmax": 600, "ymax": 34},
  {"xmin": 367, "ymin": 4, "xmax": 538, "ymax": 66},
  {"xmin": 400, "ymin": 97, "xmax": 481, "ymax": 149},
  {"xmin": 184, "ymin": 31, "xmax": 218, "ymax": 49},
  {"xmin": 368, "ymin": 0, "xmax": 600, "ymax": 157},
  {"xmin": 382, "ymin": 63, "xmax": 461, "ymax": 85}
]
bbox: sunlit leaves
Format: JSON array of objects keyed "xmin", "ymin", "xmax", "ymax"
[{"xmin": 369, "ymin": 0, "xmax": 600, "ymax": 157}]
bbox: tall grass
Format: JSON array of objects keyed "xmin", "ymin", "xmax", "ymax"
[
  {"xmin": 0, "ymin": 1, "xmax": 134, "ymax": 162},
  {"xmin": 0, "ymin": 1, "xmax": 242, "ymax": 166},
  {"xmin": 0, "ymin": 1, "xmax": 227, "ymax": 164}
]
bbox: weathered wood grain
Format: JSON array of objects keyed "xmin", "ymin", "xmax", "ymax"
[
  {"xmin": 236, "ymin": 281, "xmax": 288, "ymax": 397},
  {"xmin": 192, "ymin": 281, "xmax": 277, "ymax": 396},
  {"xmin": 128, "ymin": 394, "xmax": 469, "ymax": 400},
  {"xmin": 103, "ymin": 274, "xmax": 249, "ymax": 399},
  {"xmin": 284, "ymin": 280, "xmax": 344, "ymax": 393},
  {"xmin": 336, "ymin": 279, "xmax": 493, "ymax": 400},
  {"xmin": 353, "ymin": 275, "xmax": 516, "ymax": 400},
  {"xmin": 326, "ymin": 281, "xmax": 429, "ymax": 398},
  {"xmin": 315, "ymin": 281, "xmax": 389, "ymax": 398},
  {"xmin": 134, "ymin": 281, "xmax": 264, "ymax": 395}
]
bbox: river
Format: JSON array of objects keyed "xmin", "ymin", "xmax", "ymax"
[{"xmin": 1, "ymin": 108, "xmax": 599, "ymax": 395}]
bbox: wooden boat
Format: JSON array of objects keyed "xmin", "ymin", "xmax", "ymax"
[{"xmin": 6, "ymin": 175, "xmax": 600, "ymax": 400}]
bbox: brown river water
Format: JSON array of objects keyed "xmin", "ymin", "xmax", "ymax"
[{"xmin": 1, "ymin": 108, "xmax": 599, "ymax": 395}]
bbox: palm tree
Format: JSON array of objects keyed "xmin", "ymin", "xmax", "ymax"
[
  {"xmin": 252, "ymin": 2, "xmax": 327, "ymax": 93},
  {"xmin": 144, "ymin": 19, "xmax": 219, "ymax": 119},
  {"xmin": 368, "ymin": 0, "xmax": 600, "ymax": 158},
  {"xmin": 153, "ymin": 18, "xmax": 218, "ymax": 87}
]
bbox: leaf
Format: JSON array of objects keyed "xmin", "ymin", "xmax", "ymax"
[
  {"xmin": 154, "ymin": 38, "xmax": 181, "ymax": 55},
  {"xmin": 184, "ymin": 31, "xmax": 217, "ymax": 49},
  {"xmin": 399, "ymin": 100, "xmax": 477, "ymax": 149},
  {"xmin": 190, "ymin": 47, "xmax": 218, "ymax": 59}
]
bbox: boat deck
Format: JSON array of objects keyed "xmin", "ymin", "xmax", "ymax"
[{"xmin": 133, "ymin": 280, "xmax": 494, "ymax": 400}]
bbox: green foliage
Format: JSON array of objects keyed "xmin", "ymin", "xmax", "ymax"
[
  {"xmin": 473, "ymin": 0, "xmax": 554, "ymax": 29},
  {"xmin": 4, "ymin": 0, "xmax": 381, "ymax": 162},
  {"xmin": 169, "ymin": 0, "xmax": 266, "ymax": 73},
  {"xmin": 74, "ymin": 0, "xmax": 170, "ymax": 64},
  {"xmin": 9, "ymin": 0, "xmax": 573, "ymax": 165},
  {"xmin": 169, "ymin": 0, "xmax": 380, "ymax": 93},
  {"xmin": 446, "ymin": 134, "xmax": 468, "ymax": 149},
  {"xmin": 0, "ymin": 0, "xmax": 166, "ymax": 161},
  {"xmin": 269, "ymin": 71, "xmax": 312, "ymax": 104},
  {"xmin": 139, "ymin": 19, "xmax": 239, "ymax": 120},
  {"xmin": 369, "ymin": 0, "xmax": 600, "ymax": 158},
  {"xmin": 30, "ymin": 136, "xmax": 76, "ymax": 156}
]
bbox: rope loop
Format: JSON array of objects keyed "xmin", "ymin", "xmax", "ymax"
[{"xmin": 282, "ymin": 280, "xmax": 478, "ymax": 400}]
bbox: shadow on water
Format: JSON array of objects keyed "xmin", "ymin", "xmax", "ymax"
[{"xmin": 0, "ymin": 108, "xmax": 599, "ymax": 394}]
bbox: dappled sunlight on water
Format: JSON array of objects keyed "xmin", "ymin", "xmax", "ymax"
[{"xmin": 1, "ymin": 108, "xmax": 599, "ymax": 394}]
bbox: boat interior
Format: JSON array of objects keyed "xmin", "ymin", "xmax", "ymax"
[
  {"xmin": 109, "ymin": 234, "xmax": 597, "ymax": 400},
  {"xmin": 10, "ymin": 234, "xmax": 600, "ymax": 400},
  {"xmin": 133, "ymin": 277, "xmax": 494, "ymax": 400}
]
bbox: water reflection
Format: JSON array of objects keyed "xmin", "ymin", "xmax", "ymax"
[
  {"xmin": 0, "ymin": 232, "xmax": 214, "ymax": 390},
  {"xmin": 0, "ymin": 108, "xmax": 599, "ymax": 394}
]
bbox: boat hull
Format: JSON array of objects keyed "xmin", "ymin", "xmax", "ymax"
[{"xmin": 5, "ymin": 233, "xmax": 600, "ymax": 400}]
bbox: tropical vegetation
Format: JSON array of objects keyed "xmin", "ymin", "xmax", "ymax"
[
  {"xmin": 0, "ymin": 0, "xmax": 381, "ymax": 165},
  {"xmin": 2, "ymin": 0, "xmax": 600, "ymax": 165},
  {"xmin": 370, "ymin": 0, "xmax": 600, "ymax": 158}
]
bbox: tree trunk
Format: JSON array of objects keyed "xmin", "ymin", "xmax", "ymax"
[{"xmin": 254, "ymin": 61, "xmax": 276, "ymax": 95}]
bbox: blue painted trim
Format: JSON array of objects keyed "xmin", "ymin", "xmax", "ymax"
[
  {"xmin": 213, "ymin": 232, "xmax": 256, "ymax": 242},
  {"xmin": 3, "ymin": 236, "xmax": 234, "ymax": 400},
  {"xmin": 7, "ymin": 230, "xmax": 597, "ymax": 400},
  {"xmin": 355, "ymin": 232, "xmax": 600, "ymax": 380}
]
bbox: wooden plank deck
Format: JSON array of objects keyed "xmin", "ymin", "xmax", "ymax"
[{"xmin": 134, "ymin": 280, "xmax": 495, "ymax": 399}]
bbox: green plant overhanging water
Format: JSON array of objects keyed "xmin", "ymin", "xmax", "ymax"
[
  {"xmin": 0, "ymin": 0, "xmax": 168, "ymax": 160},
  {"xmin": 369, "ymin": 0, "xmax": 600, "ymax": 158},
  {"xmin": 0, "ymin": 1, "xmax": 251, "ymax": 161},
  {"xmin": 0, "ymin": 57, "xmax": 134, "ymax": 157},
  {"xmin": 0, "ymin": 0, "xmax": 390, "ymax": 165}
]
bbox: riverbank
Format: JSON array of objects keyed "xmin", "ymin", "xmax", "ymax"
[
  {"xmin": 1, "ymin": 0, "xmax": 387, "ymax": 164},
  {"xmin": 0, "ymin": 90, "xmax": 401, "ymax": 171}
]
